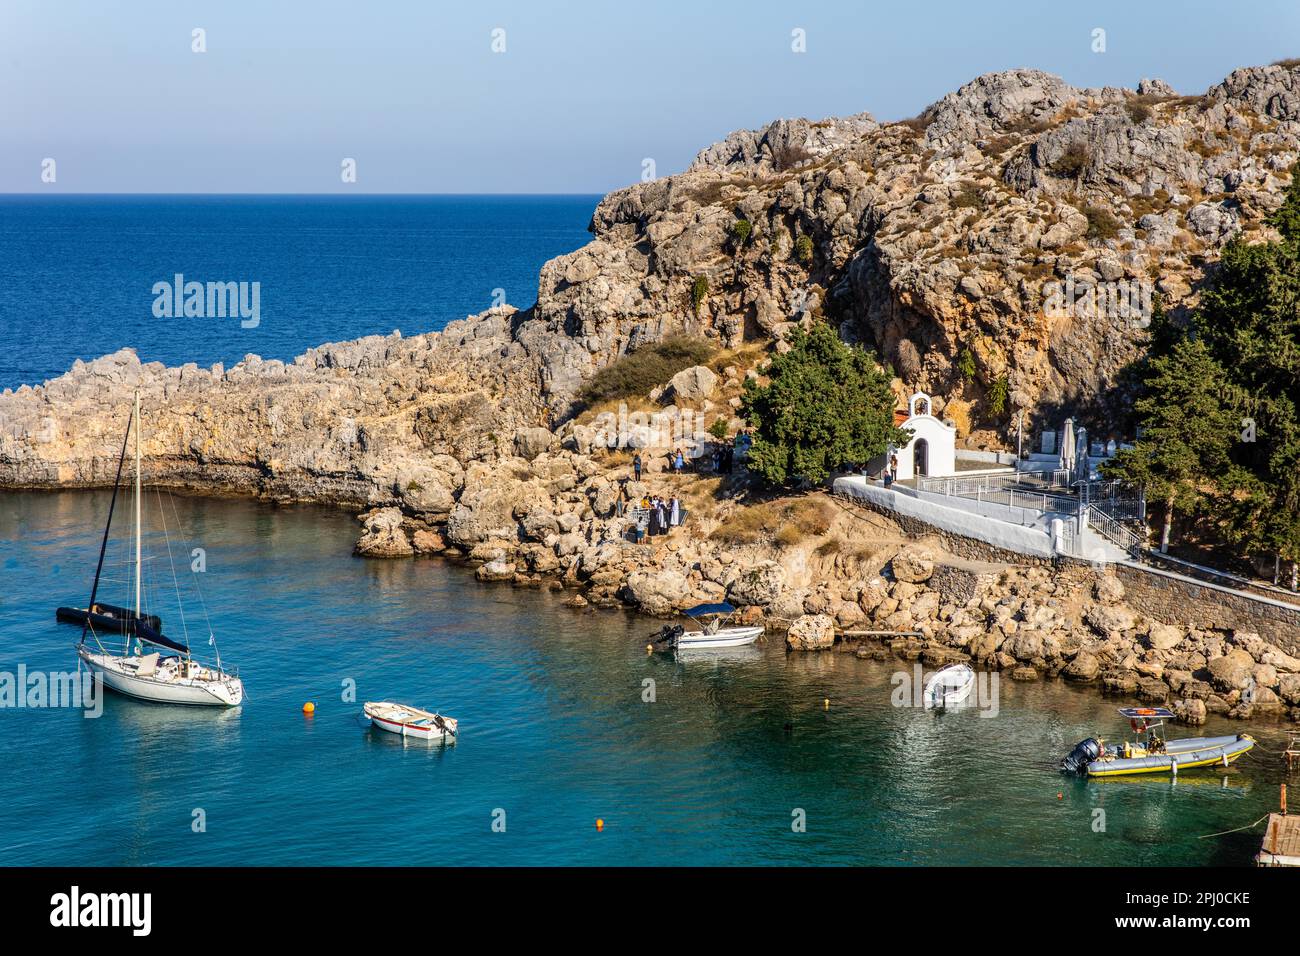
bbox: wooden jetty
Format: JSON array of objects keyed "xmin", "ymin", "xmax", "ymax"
[{"xmin": 1255, "ymin": 785, "xmax": 1300, "ymax": 867}]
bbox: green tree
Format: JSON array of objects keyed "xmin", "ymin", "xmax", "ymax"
[
  {"xmin": 1189, "ymin": 163, "xmax": 1300, "ymax": 576},
  {"xmin": 740, "ymin": 323, "xmax": 911, "ymax": 486},
  {"xmin": 957, "ymin": 347, "xmax": 977, "ymax": 382},
  {"xmin": 1102, "ymin": 337, "xmax": 1239, "ymax": 552},
  {"xmin": 793, "ymin": 234, "xmax": 814, "ymax": 265}
]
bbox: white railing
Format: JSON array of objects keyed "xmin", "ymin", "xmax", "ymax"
[
  {"xmin": 917, "ymin": 473, "xmax": 1020, "ymax": 496},
  {"xmin": 1086, "ymin": 505, "xmax": 1144, "ymax": 557},
  {"xmin": 916, "ymin": 473, "xmax": 1076, "ymax": 515}
]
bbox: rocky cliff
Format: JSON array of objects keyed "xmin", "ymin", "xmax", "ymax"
[
  {"xmin": 5, "ymin": 61, "xmax": 1299, "ymax": 496},
  {"xmin": 4, "ymin": 61, "xmax": 1300, "ymax": 722}
]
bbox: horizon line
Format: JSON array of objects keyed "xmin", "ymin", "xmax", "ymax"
[{"xmin": 0, "ymin": 191, "xmax": 610, "ymax": 198}]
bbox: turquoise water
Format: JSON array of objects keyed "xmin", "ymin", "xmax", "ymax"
[
  {"xmin": 0, "ymin": 195, "xmax": 599, "ymax": 389},
  {"xmin": 0, "ymin": 490, "xmax": 1288, "ymax": 866}
]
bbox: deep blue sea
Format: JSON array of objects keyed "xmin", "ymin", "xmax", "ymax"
[
  {"xmin": 0, "ymin": 491, "xmax": 1288, "ymax": 866},
  {"xmin": 0, "ymin": 195, "xmax": 599, "ymax": 389}
]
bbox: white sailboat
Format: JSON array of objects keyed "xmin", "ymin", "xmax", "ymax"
[{"xmin": 75, "ymin": 390, "xmax": 244, "ymax": 707}]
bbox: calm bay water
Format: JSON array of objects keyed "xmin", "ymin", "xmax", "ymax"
[
  {"xmin": 0, "ymin": 194, "xmax": 599, "ymax": 390},
  {"xmin": 0, "ymin": 490, "xmax": 1288, "ymax": 866}
]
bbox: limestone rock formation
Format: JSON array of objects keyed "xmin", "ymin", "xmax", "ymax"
[
  {"xmin": 786, "ymin": 614, "xmax": 836, "ymax": 651},
  {"xmin": 355, "ymin": 508, "xmax": 414, "ymax": 558},
  {"xmin": 891, "ymin": 547, "xmax": 937, "ymax": 584},
  {"xmin": 727, "ymin": 561, "xmax": 787, "ymax": 606},
  {"xmin": 663, "ymin": 365, "xmax": 718, "ymax": 404}
]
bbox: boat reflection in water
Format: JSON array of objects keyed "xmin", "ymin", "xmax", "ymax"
[{"xmin": 671, "ymin": 645, "xmax": 765, "ymax": 667}]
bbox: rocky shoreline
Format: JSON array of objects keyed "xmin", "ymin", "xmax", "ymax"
[
  {"xmin": 354, "ymin": 476, "xmax": 1300, "ymax": 727},
  {"xmin": 5, "ymin": 60, "xmax": 1300, "ymax": 725}
]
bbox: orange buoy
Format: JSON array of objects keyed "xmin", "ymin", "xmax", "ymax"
[
  {"xmin": 595, "ymin": 818, "xmax": 604, "ymax": 830},
  {"xmin": 303, "ymin": 702, "xmax": 316, "ymax": 715}
]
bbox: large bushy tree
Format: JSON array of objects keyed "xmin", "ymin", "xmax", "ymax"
[
  {"xmin": 1193, "ymin": 166, "xmax": 1300, "ymax": 578},
  {"xmin": 1102, "ymin": 337, "xmax": 1238, "ymax": 551},
  {"xmin": 740, "ymin": 323, "xmax": 910, "ymax": 486},
  {"xmin": 1107, "ymin": 161, "xmax": 1300, "ymax": 579}
]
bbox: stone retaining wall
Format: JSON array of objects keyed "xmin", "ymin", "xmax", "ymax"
[{"xmin": 1115, "ymin": 563, "xmax": 1300, "ymax": 655}]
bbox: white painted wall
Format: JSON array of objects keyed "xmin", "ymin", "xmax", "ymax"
[
  {"xmin": 833, "ymin": 475, "xmax": 1056, "ymax": 559},
  {"xmin": 894, "ymin": 415, "xmax": 957, "ymax": 480}
]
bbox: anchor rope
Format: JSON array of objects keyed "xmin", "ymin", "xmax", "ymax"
[{"xmin": 1196, "ymin": 814, "xmax": 1270, "ymax": 840}]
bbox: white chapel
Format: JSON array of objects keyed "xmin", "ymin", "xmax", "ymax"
[{"xmin": 890, "ymin": 392, "xmax": 957, "ymax": 480}]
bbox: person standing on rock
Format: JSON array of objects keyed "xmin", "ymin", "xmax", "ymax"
[
  {"xmin": 633, "ymin": 453, "xmax": 642, "ymax": 482},
  {"xmin": 669, "ymin": 496, "xmax": 680, "ymax": 528},
  {"xmin": 674, "ymin": 449, "xmax": 685, "ymax": 474}
]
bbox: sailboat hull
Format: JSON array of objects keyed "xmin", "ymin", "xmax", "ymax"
[{"xmin": 79, "ymin": 647, "xmax": 243, "ymax": 707}]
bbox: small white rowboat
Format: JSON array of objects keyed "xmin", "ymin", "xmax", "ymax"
[
  {"xmin": 364, "ymin": 701, "xmax": 458, "ymax": 742},
  {"xmin": 924, "ymin": 663, "xmax": 975, "ymax": 710}
]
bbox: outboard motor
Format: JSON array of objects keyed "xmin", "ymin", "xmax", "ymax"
[
  {"xmin": 1060, "ymin": 737, "xmax": 1102, "ymax": 775},
  {"xmin": 653, "ymin": 623, "xmax": 685, "ymax": 645}
]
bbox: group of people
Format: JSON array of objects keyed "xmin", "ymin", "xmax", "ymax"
[
  {"xmin": 709, "ymin": 443, "xmax": 737, "ymax": 474},
  {"xmin": 629, "ymin": 431, "xmax": 753, "ymax": 482},
  {"xmin": 622, "ymin": 493, "xmax": 682, "ymax": 543},
  {"xmin": 632, "ymin": 450, "xmax": 688, "ymax": 481}
]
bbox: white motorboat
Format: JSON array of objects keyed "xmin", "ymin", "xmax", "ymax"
[
  {"xmin": 924, "ymin": 663, "xmax": 975, "ymax": 710},
  {"xmin": 364, "ymin": 701, "xmax": 458, "ymax": 742},
  {"xmin": 73, "ymin": 390, "xmax": 244, "ymax": 707},
  {"xmin": 652, "ymin": 603, "xmax": 764, "ymax": 651}
]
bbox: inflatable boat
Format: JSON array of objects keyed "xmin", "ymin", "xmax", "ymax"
[
  {"xmin": 56, "ymin": 602, "xmax": 162, "ymax": 635},
  {"xmin": 1062, "ymin": 707, "xmax": 1255, "ymax": 777}
]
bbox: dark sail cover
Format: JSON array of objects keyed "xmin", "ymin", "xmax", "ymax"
[{"xmin": 135, "ymin": 622, "xmax": 190, "ymax": 654}]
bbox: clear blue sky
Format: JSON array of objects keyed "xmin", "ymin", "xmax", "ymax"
[{"xmin": 1, "ymin": 0, "xmax": 1295, "ymax": 193}]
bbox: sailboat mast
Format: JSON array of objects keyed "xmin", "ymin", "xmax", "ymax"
[
  {"xmin": 79, "ymin": 406, "xmax": 133, "ymax": 647},
  {"xmin": 133, "ymin": 389, "xmax": 142, "ymax": 648}
]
